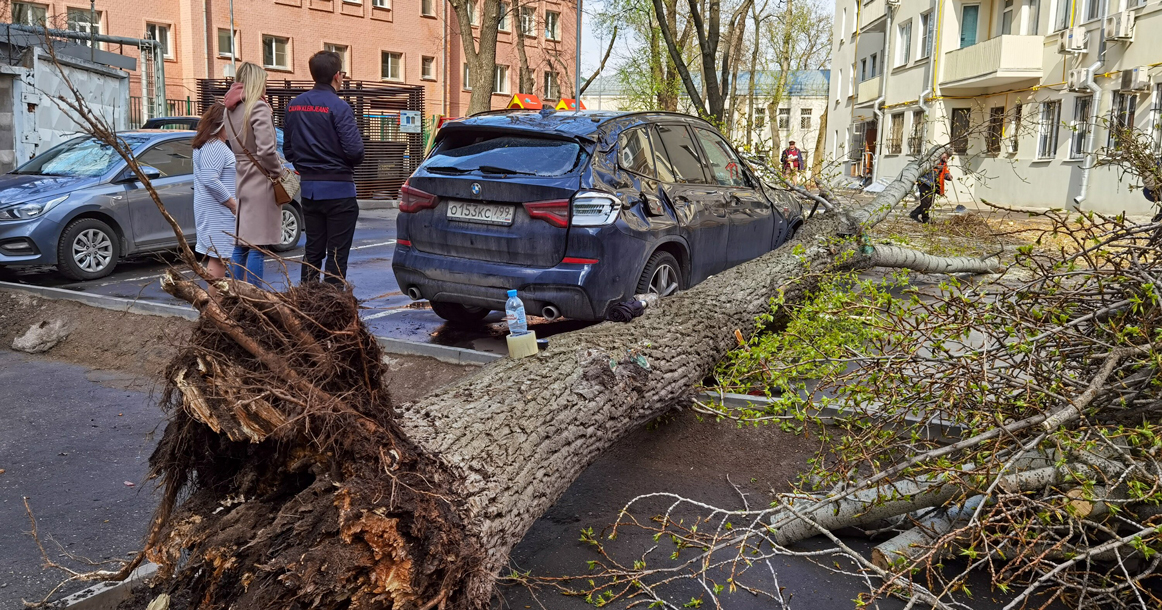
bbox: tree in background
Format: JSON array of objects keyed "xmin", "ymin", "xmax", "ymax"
[{"xmin": 448, "ymin": 0, "xmax": 503, "ymax": 115}]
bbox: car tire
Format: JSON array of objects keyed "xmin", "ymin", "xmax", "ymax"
[
  {"xmin": 636, "ymin": 251, "xmax": 684, "ymax": 296},
  {"xmin": 271, "ymin": 204, "xmax": 302, "ymax": 252},
  {"xmin": 429, "ymin": 301, "xmax": 492, "ymax": 326},
  {"xmin": 57, "ymin": 217, "xmax": 120, "ymax": 281}
]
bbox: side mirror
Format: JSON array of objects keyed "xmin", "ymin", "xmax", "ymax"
[{"xmin": 117, "ymin": 165, "xmax": 162, "ymax": 183}]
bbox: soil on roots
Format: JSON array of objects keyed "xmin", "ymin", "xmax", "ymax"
[{"xmin": 137, "ymin": 281, "xmax": 480, "ymax": 610}]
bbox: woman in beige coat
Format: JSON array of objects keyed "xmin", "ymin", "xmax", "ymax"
[{"xmin": 224, "ymin": 62, "xmax": 283, "ymax": 285}]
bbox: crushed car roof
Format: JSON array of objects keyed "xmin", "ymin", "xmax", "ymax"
[{"xmin": 439, "ymin": 110, "xmax": 710, "ymax": 141}]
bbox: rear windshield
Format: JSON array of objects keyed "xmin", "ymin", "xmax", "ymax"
[{"xmin": 423, "ymin": 133, "xmax": 583, "ymax": 177}]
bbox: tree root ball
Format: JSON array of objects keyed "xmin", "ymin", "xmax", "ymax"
[{"xmin": 141, "ymin": 280, "xmax": 481, "ymax": 609}]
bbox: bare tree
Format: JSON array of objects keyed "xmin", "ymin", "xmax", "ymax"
[{"xmin": 449, "ymin": 0, "xmax": 504, "ymax": 114}]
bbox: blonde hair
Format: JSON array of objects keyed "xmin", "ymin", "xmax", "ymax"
[{"xmin": 235, "ymin": 62, "xmax": 268, "ymax": 137}]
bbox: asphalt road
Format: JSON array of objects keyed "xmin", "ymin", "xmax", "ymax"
[{"xmin": 0, "ymin": 208, "xmax": 590, "ymax": 355}]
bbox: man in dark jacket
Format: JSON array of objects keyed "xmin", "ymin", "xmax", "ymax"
[
  {"xmin": 285, "ymin": 51, "xmax": 365, "ymax": 284},
  {"xmin": 910, "ymin": 152, "xmax": 952, "ymax": 224}
]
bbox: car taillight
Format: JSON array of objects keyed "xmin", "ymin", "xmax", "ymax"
[
  {"xmin": 571, "ymin": 192, "xmax": 621, "ymax": 226},
  {"xmin": 399, "ymin": 184, "xmax": 438, "ymax": 213},
  {"xmin": 524, "ymin": 199, "xmax": 570, "ymax": 228}
]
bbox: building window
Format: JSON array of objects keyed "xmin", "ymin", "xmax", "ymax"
[
  {"xmin": 960, "ymin": 4, "xmax": 979, "ymax": 47},
  {"xmin": 374, "ymin": 0, "xmax": 390, "ymax": 7},
  {"xmin": 1028, "ymin": 0, "xmax": 1041, "ymax": 35},
  {"xmin": 12, "ymin": 2, "xmax": 47, "ymax": 26},
  {"xmin": 520, "ymin": 6, "xmax": 536, "ymax": 36},
  {"xmin": 381, "ymin": 51, "xmax": 402, "ymax": 81},
  {"xmin": 987, "ymin": 106, "xmax": 1005, "ymax": 154},
  {"xmin": 860, "ymin": 58, "xmax": 867, "ymax": 82},
  {"xmin": 217, "ymin": 28, "xmax": 238, "ymax": 58},
  {"xmin": 1071, "ymin": 95, "xmax": 1091, "ymax": 159},
  {"xmin": 1084, "ymin": 0, "xmax": 1103, "ymax": 22},
  {"xmin": 66, "ymin": 8, "xmax": 101, "ymax": 47},
  {"xmin": 919, "ymin": 11, "xmax": 933, "ymax": 58},
  {"xmin": 493, "ymin": 65, "xmax": 510, "ymax": 94},
  {"xmin": 908, "ymin": 110, "xmax": 925, "ymax": 155},
  {"xmin": 1108, "ymin": 91, "xmax": 1138, "ymax": 152},
  {"xmin": 754, "ymin": 107, "xmax": 766, "ymax": 129},
  {"xmin": 777, "ymin": 107, "xmax": 790, "ymax": 130},
  {"xmin": 897, "ymin": 21, "xmax": 912, "ymax": 65},
  {"xmin": 421, "ymin": 56, "xmax": 436, "ymax": 80},
  {"xmin": 841, "ymin": 8, "xmax": 847, "ymax": 40},
  {"xmin": 263, "ymin": 35, "xmax": 289, "ymax": 69},
  {"xmin": 1055, "ymin": 0, "xmax": 1072, "ymax": 31},
  {"xmin": 869, "ymin": 53, "xmax": 878, "ymax": 77},
  {"xmin": 498, "ymin": 2, "xmax": 510, "ymax": 30},
  {"xmin": 545, "ymin": 11, "xmax": 561, "ymax": 40},
  {"xmin": 324, "ymin": 44, "xmax": 349, "ymax": 73},
  {"xmin": 463, "ymin": 63, "xmax": 471, "ymax": 91},
  {"xmin": 1038, "ymin": 100, "xmax": 1061, "ymax": 159},
  {"xmin": 800, "ymin": 108, "xmax": 812, "ymax": 129},
  {"xmin": 1000, "ymin": 0, "xmax": 1015, "ymax": 34},
  {"xmin": 146, "ymin": 24, "xmax": 173, "ymax": 59},
  {"xmin": 1151, "ymin": 84, "xmax": 1162, "ymax": 154},
  {"xmin": 420, "ymin": 0, "xmax": 434, "ymax": 16},
  {"xmin": 951, "ymin": 107, "xmax": 972, "ymax": 155},
  {"xmin": 468, "ymin": 0, "xmax": 478, "ymax": 26},
  {"xmin": 543, "ymin": 70, "xmax": 560, "ymax": 98},
  {"xmin": 888, "ymin": 112, "xmax": 904, "ymax": 155}
]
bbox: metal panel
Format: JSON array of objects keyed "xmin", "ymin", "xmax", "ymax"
[{"xmin": 198, "ymin": 79, "xmax": 425, "ymax": 199}]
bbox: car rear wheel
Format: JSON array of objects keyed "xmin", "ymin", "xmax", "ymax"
[
  {"xmin": 270, "ymin": 205, "xmax": 302, "ymax": 252},
  {"xmin": 429, "ymin": 300, "xmax": 491, "ymax": 326},
  {"xmin": 636, "ymin": 251, "xmax": 683, "ymax": 297},
  {"xmin": 57, "ymin": 218, "xmax": 120, "ymax": 281}
]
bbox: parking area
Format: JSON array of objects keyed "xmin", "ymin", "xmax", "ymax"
[{"xmin": 0, "ymin": 207, "xmax": 591, "ymax": 355}]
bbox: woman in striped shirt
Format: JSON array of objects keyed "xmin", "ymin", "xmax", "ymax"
[{"xmin": 192, "ymin": 102, "xmax": 238, "ymax": 287}]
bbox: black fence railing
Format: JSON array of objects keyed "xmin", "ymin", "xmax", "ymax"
[
  {"xmin": 197, "ymin": 79, "xmax": 425, "ymax": 199},
  {"xmin": 128, "ymin": 96, "xmax": 200, "ymax": 128}
]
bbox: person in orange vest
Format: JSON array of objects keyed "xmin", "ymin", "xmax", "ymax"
[
  {"xmin": 910, "ymin": 152, "xmax": 952, "ymax": 224},
  {"xmin": 780, "ymin": 141, "xmax": 804, "ymax": 185}
]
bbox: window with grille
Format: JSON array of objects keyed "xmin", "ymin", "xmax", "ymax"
[
  {"xmin": 888, "ymin": 113, "xmax": 904, "ymax": 155},
  {"xmin": 951, "ymin": 107, "xmax": 972, "ymax": 155},
  {"xmin": 12, "ymin": 2, "xmax": 47, "ymax": 26},
  {"xmin": 381, "ymin": 51, "xmax": 402, "ymax": 81},
  {"xmin": 1038, "ymin": 101, "xmax": 1061, "ymax": 159},
  {"xmin": 777, "ymin": 108, "xmax": 790, "ymax": 130},
  {"xmin": 908, "ymin": 110, "xmax": 925, "ymax": 155},
  {"xmin": 1152, "ymin": 84, "xmax": 1162, "ymax": 154},
  {"xmin": 987, "ymin": 106, "xmax": 1005, "ymax": 154},
  {"xmin": 800, "ymin": 108, "xmax": 812, "ymax": 129},
  {"xmin": 1071, "ymin": 96, "xmax": 1091, "ymax": 159},
  {"xmin": 1010, "ymin": 100, "xmax": 1022, "ymax": 153},
  {"xmin": 754, "ymin": 107, "xmax": 766, "ymax": 129},
  {"xmin": 1108, "ymin": 91, "xmax": 1138, "ymax": 152},
  {"xmin": 263, "ymin": 35, "xmax": 289, "ymax": 69},
  {"xmin": 66, "ymin": 8, "xmax": 101, "ymax": 47}
]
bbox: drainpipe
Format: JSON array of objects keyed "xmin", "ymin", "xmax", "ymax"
[
  {"xmin": 203, "ymin": 0, "xmax": 213, "ymax": 80},
  {"xmin": 871, "ymin": 0, "xmax": 897, "ymax": 183},
  {"xmin": 1073, "ymin": 5, "xmax": 1108, "ymax": 208}
]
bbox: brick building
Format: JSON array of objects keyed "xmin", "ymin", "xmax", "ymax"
[{"xmin": 8, "ymin": 0, "xmax": 578, "ymax": 119}]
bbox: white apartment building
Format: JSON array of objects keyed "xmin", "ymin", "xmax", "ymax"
[{"xmin": 827, "ymin": 0, "xmax": 1162, "ymax": 215}]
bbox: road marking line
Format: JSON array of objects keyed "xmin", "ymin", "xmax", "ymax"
[
  {"xmin": 285, "ymin": 240, "xmax": 396, "ymax": 261},
  {"xmin": 361, "ymin": 308, "xmax": 409, "ymax": 321}
]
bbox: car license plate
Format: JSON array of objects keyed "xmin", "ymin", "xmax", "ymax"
[{"xmin": 446, "ymin": 200, "xmax": 514, "ymax": 225}]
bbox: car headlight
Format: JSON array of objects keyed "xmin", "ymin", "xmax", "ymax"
[
  {"xmin": 0, "ymin": 195, "xmax": 69, "ymax": 221},
  {"xmin": 571, "ymin": 192, "xmax": 622, "ymax": 226}
]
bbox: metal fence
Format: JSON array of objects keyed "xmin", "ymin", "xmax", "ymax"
[
  {"xmin": 129, "ymin": 97, "xmax": 198, "ymax": 127},
  {"xmin": 197, "ymin": 79, "xmax": 425, "ymax": 199}
]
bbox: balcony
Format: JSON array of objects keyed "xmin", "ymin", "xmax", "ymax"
[
  {"xmin": 859, "ymin": 0, "xmax": 886, "ymax": 30},
  {"xmin": 940, "ymin": 35, "xmax": 1044, "ymax": 91},
  {"xmin": 857, "ymin": 76, "xmax": 882, "ymax": 105}
]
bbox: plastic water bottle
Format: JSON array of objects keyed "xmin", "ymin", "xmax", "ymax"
[{"xmin": 505, "ymin": 290, "xmax": 528, "ymax": 335}]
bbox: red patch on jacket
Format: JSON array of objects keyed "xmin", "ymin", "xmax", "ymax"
[{"xmin": 289, "ymin": 105, "xmax": 331, "ymax": 113}]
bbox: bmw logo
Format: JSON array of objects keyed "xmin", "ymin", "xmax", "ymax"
[{"xmin": 470, "ymin": 182, "xmax": 482, "ymax": 198}]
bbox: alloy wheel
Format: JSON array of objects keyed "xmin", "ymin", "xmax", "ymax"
[
  {"xmin": 72, "ymin": 228, "xmax": 113, "ymax": 273},
  {"xmin": 281, "ymin": 208, "xmax": 298, "ymax": 246},
  {"xmin": 648, "ymin": 263, "xmax": 680, "ymax": 296}
]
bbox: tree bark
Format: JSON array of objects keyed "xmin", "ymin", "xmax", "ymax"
[
  {"xmin": 812, "ymin": 104, "xmax": 828, "ymax": 178},
  {"xmin": 511, "ymin": 0, "xmax": 535, "ymax": 95},
  {"xmin": 449, "ymin": 0, "xmax": 502, "ymax": 115}
]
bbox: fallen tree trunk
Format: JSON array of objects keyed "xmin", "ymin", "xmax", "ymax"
[{"xmin": 138, "ymin": 153, "xmax": 984, "ymax": 608}]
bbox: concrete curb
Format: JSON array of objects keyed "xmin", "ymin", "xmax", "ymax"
[
  {"xmin": 696, "ymin": 391, "xmax": 966, "ymax": 441},
  {"xmin": 357, "ymin": 198, "xmax": 399, "ymax": 210},
  {"xmin": 0, "ymin": 281, "xmax": 200, "ymax": 320},
  {"xmin": 58, "ymin": 563, "xmax": 158, "ymax": 609},
  {"xmin": 0, "ymin": 281, "xmax": 503, "ymax": 366}
]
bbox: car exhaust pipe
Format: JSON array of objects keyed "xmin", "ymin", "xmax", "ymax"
[
  {"xmin": 541, "ymin": 305, "xmax": 561, "ymax": 321},
  {"xmin": 406, "ymin": 286, "xmax": 423, "ymax": 300}
]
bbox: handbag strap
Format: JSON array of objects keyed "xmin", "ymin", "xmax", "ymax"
[{"xmin": 226, "ymin": 109, "xmax": 280, "ymax": 186}]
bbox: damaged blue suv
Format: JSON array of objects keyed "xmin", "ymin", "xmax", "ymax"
[{"xmin": 392, "ymin": 110, "xmax": 802, "ymax": 324}]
